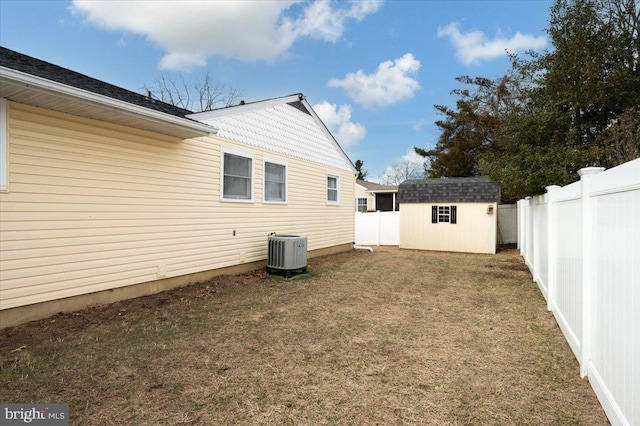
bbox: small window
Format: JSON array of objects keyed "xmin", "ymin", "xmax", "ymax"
[
  {"xmin": 438, "ymin": 206, "xmax": 450, "ymax": 223},
  {"xmin": 327, "ymin": 175, "xmax": 339, "ymax": 204},
  {"xmin": 356, "ymin": 197, "xmax": 368, "ymax": 212},
  {"xmin": 222, "ymin": 151, "xmax": 252, "ymax": 201},
  {"xmin": 0, "ymin": 98, "xmax": 7, "ymax": 191},
  {"xmin": 431, "ymin": 205, "xmax": 457, "ymax": 224},
  {"xmin": 264, "ymin": 160, "xmax": 286, "ymax": 203}
]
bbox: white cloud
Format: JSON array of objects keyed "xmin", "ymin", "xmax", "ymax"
[
  {"xmin": 70, "ymin": 0, "xmax": 383, "ymax": 70},
  {"xmin": 313, "ymin": 101, "xmax": 366, "ymax": 149},
  {"xmin": 413, "ymin": 118, "xmax": 426, "ymax": 132},
  {"xmin": 328, "ymin": 53, "xmax": 421, "ymax": 109},
  {"xmin": 400, "ymin": 149, "xmax": 426, "ymax": 166},
  {"xmin": 379, "ymin": 148, "xmax": 426, "ymax": 184},
  {"xmin": 293, "ymin": 0, "xmax": 383, "ymax": 42},
  {"xmin": 437, "ymin": 22, "xmax": 547, "ymax": 66}
]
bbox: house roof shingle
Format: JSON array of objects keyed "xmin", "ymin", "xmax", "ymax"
[
  {"xmin": 398, "ymin": 177, "xmax": 500, "ymax": 203},
  {"xmin": 356, "ymin": 179, "xmax": 398, "ymax": 192},
  {"xmin": 0, "ymin": 46, "xmax": 194, "ymax": 118}
]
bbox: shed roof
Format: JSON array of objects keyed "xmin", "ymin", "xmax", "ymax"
[
  {"xmin": 398, "ymin": 177, "xmax": 500, "ymax": 203},
  {"xmin": 190, "ymin": 94, "xmax": 355, "ymax": 172}
]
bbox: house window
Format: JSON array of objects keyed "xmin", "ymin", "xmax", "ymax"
[
  {"xmin": 222, "ymin": 150, "xmax": 253, "ymax": 201},
  {"xmin": 0, "ymin": 98, "xmax": 7, "ymax": 191},
  {"xmin": 431, "ymin": 205, "xmax": 457, "ymax": 224},
  {"xmin": 264, "ymin": 160, "xmax": 286, "ymax": 203},
  {"xmin": 327, "ymin": 175, "xmax": 339, "ymax": 204},
  {"xmin": 356, "ymin": 197, "xmax": 368, "ymax": 212}
]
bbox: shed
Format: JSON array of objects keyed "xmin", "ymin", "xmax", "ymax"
[{"xmin": 398, "ymin": 177, "xmax": 500, "ymax": 254}]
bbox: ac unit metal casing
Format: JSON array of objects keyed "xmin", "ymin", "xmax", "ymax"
[{"xmin": 267, "ymin": 235, "xmax": 307, "ymax": 276}]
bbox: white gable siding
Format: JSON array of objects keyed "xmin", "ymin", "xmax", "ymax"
[{"xmin": 194, "ymin": 104, "xmax": 353, "ymax": 172}]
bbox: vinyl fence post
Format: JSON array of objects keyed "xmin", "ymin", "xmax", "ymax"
[
  {"xmin": 546, "ymin": 185, "xmax": 561, "ymax": 312},
  {"xmin": 376, "ymin": 211, "xmax": 382, "ymax": 246},
  {"xmin": 578, "ymin": 167, "xmax": 604, "ymax": 378}
]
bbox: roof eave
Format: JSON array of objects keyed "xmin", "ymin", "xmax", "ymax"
[
  {"xmin": 300, "ymin": 97, "xmax": 355, "ymax": 173},
  {"xmin": 366, "ymin": 189, "xmax": 398, "ymax": 194},
  {"xmin": 190, "ymin": 93, "xmax": 356, "ymax": 173},
  {"xmin": 0, "ymin": 67, "xmax": 217, "ymax": 139}
]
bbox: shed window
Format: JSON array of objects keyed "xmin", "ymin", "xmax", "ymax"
[
  {"xmin": 222, "ymin": 151, "xmax": 253, "ymax": 201},
  {"xmin": 432, "ymin": 205, "xmax": 457, "ymax": 224},
  {"xmin": 264, "ymin": 161, "xmax": 286, "ymax": 202}
]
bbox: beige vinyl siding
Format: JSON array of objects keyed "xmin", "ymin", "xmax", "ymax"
[
  {"xmin": 354, "ymin": 184, "xmax": 374, "ymax": 212},
  {"xmin": 399, "ymin": 202, "xmax": 497, "ymax": 254},
  {"xmin": 0, "ymin": 101, "xmax": 354, "ymax": 310}
]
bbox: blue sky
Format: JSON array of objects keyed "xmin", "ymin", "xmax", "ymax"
[{"xmin": 0, "ymin": 0, "xmax": 552, "ymax": 181}]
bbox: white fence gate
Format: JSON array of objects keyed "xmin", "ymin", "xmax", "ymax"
[
  {"xmin": 354, "ymin": 211, "xmax": 399, "ymax": 246},
  {"xmin": 497, "ymin": 204, "xmax": 518, "ymax": 244},
  {"xmin": 518, "ymin": 158, "xmax": 640, "ymax": 426}
]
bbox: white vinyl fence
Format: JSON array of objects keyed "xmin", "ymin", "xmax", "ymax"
[
  {"xmin": 517, "ymin": 158, "xmax": 640, "ymax": 426},
  {"xmin": 354, "ymin": 211, "xmax": 399, "ymax": 246}
]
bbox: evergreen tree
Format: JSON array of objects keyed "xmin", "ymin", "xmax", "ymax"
[{"xmin": 354, "ymin": 160, "xmax": 368, "ymax": 180}]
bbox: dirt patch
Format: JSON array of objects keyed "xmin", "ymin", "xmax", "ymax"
[{"xmin": 0, "ymin": 247, "xmax": 608, "ymax": 425}]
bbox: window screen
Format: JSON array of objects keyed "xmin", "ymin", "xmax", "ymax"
[{"xmin": 223, "ymin": 153, "xmax": 252, "ymax": 200}]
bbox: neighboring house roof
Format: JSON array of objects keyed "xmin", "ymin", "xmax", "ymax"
[
  {"xmin": 398, "ymin": 177, "xmax": 500, "ymax": 203},
  {"xmin": 0, "ymin": 46, "xmax": 214, "ymax": 139},
  {"xmin": 190, "ymin": 95, "xmax": 355, "ymax": 172},
  {"xmin": 356, "ymin": 179, "xmax": 398, "ymax": 193}
]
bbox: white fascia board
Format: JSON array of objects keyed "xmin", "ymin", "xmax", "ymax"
[
  {"xmin": 300, "ymin": 97, "xmax": 356, "ymax": 173},
  {"xmin": 367, "ymin": 189, "xmax": 398, "ymax": 194},
  {"xmin": 0, "ymin": 67, "xmax": 216, "ymax": 137}
]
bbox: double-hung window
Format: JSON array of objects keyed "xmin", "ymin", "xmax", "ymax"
[
  {"xmin": 356, "ymin": 197, "xmax": 368, "ymax": 212},
  {"xmin": 327, "ymin": 175, "xmax": 339, "ymax": 204},
  {"xmin": 264, "ymin": 160, "xmax": 286, "ymax": 203},
  {"xmin": 431, "ymin": 205, "xmax": 457, "ymax": 224},
  {"xmin": 222, "ymin": 150, "xmax": 253, "ymax": 201}
]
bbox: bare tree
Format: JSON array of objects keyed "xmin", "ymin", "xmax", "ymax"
[
  {"xmin": 604, "ymin": 107, "xmax": 640, "ymax": 166},
  {"xmin": 380, "ymin": 158, "xmax": 424, "ymax": 185},
  {"xmin": 144, "ymin": 71, "xmax": 240, "ymax": 112}
]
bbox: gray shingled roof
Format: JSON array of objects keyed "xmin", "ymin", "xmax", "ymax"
[
  {"xmin": 356, "ymin": 179, "xmax": 398, "ymax": 192},
  {"xmin": 398, "ymin": 177, "xmax": 500, "ymax": 203},
  {"xmin": 0, "ymin": 46, "xmax": 193, "ymax": 118}
]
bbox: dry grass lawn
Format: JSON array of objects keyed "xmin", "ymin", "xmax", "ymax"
[{"xmin": 1, "ymin": 247, "xmax": 608, "ymax": 425}]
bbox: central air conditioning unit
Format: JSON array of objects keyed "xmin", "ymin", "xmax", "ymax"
[{"xmin": 267, "ymin": 234, "xmax": 308, "ymax": 277}]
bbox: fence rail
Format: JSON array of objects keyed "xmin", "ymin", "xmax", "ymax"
[{"xmin": 517, "ymin": 158, "xmax": 640, "ymax": 426}]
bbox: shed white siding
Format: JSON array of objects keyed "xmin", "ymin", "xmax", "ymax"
[{"xmin": 399, "ymin": 202, "xmax": 498, "ymax": 254}]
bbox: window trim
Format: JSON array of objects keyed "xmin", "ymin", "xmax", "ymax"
[
  {"xmin": 327, "ymin": 174, "xmax": 339, "ymax": 205},
  {"xmin": 221, "ymin": 148, "xmax": 254, "ymax": 203},
  {"xmin": 0, "ymin": 98, "xmax": 7, "ymax": 192},
  {"xmin": 263, "ymin": 158, "xmax": 287, "ymax": 204}
]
